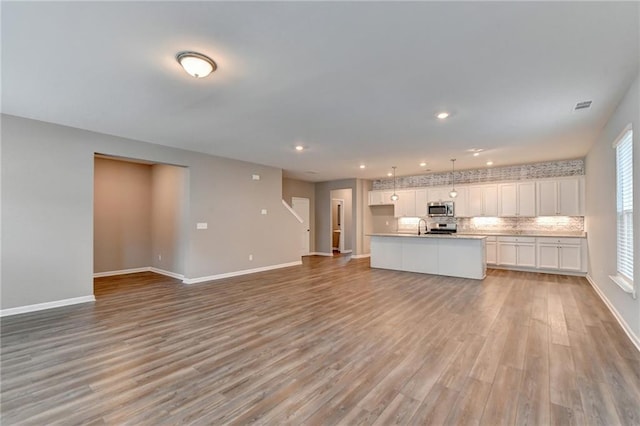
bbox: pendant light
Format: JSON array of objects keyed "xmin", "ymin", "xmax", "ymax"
[
  {"xmin": 449, "ymin": 159, "xmax": 458, "ymax": 198},
  {"xmin": 390, "ymin": 166, "xmax": 399, "ymax": 201}
]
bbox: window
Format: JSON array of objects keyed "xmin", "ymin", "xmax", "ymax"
[{"xmin": 611, "ymin": 126, "xmax": 634, "ymax": 296}]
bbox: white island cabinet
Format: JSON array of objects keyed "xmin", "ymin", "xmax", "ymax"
[{"xmin": 369, "ymin": 234, "xmax": 486, "ymax": 280}]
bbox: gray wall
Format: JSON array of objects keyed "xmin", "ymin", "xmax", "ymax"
[
  {"xmin": 282, "ymin": 177, "xmax": 315, "ymax": 252},
  {"xmin": 585, "ymin": 71, "xmax": 639, "ymax": 342},
  {"xmin": 356, "ymin": 179, "xmax": 373, "ymax": 256},
  {"xmin": 1, "ymin": 114, "xmax": 301, "ymax": 310},
  {"xmin": 94, "ymin": 157, "xmax": 152, "ymax": 273},
  {"xmin": 151, "ymin": 164, "xmax": 188, "ymax": 275}
]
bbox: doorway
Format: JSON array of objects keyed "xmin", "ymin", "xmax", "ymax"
[
  {"xmin": 93, "ymin": 154, "xmax": 188, "ymax": 289},
  {"xmin": 331, "ymin": 198, "xmax": 345, "ymax": 254},
  {"xmin": 291, "ymin": 197, "xmax": 310, "ymax": 256}
]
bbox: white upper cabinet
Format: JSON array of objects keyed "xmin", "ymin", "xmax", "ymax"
[
  {"xmin": 468, "ymin": 184, "xmax": 498, "ymax": 217},
  {"xmin": 368, "ymin": 190, "xmax": 394, "ymax": 206},
  {"xmin": 371, "ymin": 176, "xmax": 584, "ymax": 218},
  {"xmin": 394, "ymin": 190, "xmax": 417, "ymax": 217},
  {"xmin": 415, "ymin": 189, "xmax": 428, "ymax": 217},
  {"xmin": 537, "ymin": 177, "xmax": 583, "ymax": 216},
  {"xmin": 426, "ymin": 186, "xmax": 450, "ymax": 202},
  {"xmin": 498, "ymin": 181, "xmax": 536, "ymax": 217},
  {"xmin": 451, "ymin": 186, "xmax": 468, "ymax": 217},
  {"xmin": 427, "ymin": 186, "xmax": 469, "ymax": 217}
]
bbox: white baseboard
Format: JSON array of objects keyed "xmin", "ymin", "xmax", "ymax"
[
  {"xmin": 351, "ymin": 253, "xmax": 371, "ymax": 259},
  {"xmin": 340, "ymin": 249, "xmax": 353, "ymax": 254},
  {"xmin": 149, "ymin": 267, "xmax": 184, "ymax": 280},
  {"xmin": 93, "ymin": 267, "xmax": 150, "ymax": 278},
  {"xmin": 309, "ymin": 252, "xmax": 334, "ymax": 257},
  {"xmin": 488, "ymin": 265, "xmax": 586, "ymax": 277},
  {"xmin": 94, "ymin": 267, "xmax": 184, "ymax": 280},
  {"xmin": 0, "ymin": 295, "xmax": 96, "ymax": 317},
  {"xmin": 586, "ymin": 274, "xmax": 640, "ymax": 352},
  {"xmin": 183, "ymin": 261, "xmax": 303, "ymax": 285}
]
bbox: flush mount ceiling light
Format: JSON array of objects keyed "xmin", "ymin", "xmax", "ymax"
[
  {"xmin": 436, "ymin": 112, "xmax": 450, "ymax": 120},
  {"xmin": 295, "ymin": 145, "xmax": 304, "ymax": 151},
  {"xmin": 390, "ymin": 166, "xmax": 399, "ymax": 201},
  {"xmin": 176, "ymin": 51, "xmax": 217, "ymax": 78},
  {"xmin": 449, "ymin": 159, "xmax": 458, "ymax": 198},
  {"xmin": 486, "ymin": 161, "xmax": 494, "ymax": 166},
  {"xmin": 359, "ymin": 164, "xmax": 366, "ymax": 169},
  {"xmin": 387, "ymin": 172, "xmax": 393, "ymax": 177},
  {"xmin": 419, "ymin": 162, "xmax": 427, "ymax": 167}
]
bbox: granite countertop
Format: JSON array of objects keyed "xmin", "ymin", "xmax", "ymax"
[
  {"xmin": 457, "ymin": 231, "xmax": 587, "ymax": 238},
  {"xmin": 369, "ymin": 233, "xmax": 487, "ymax": 240}
]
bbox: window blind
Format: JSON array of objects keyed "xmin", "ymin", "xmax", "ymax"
[{"xmin": 615, "ymin": 129, "xmax": 633, "ymax": 283}]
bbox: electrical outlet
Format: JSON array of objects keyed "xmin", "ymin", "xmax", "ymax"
[
  {"xmin": 196, "ymin": 222, "xmax": 208, "ymax": 229},
  {"xmin": 249, "ymin": 254, "xmax": 253, "ymax": 261}
]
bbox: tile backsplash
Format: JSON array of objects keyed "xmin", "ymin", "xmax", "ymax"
[
  {"xmin": 393, "ymin": 216, "xmax": 584, "ymax": 234},
  {"xmin": 373, "ymin": 159, "xmax": 584, "ymax": 190},
  {"xmin": 456, "ymin": 216, "xmax": 584, "ymax": 233}
]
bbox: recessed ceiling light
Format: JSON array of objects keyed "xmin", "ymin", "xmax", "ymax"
[
  {"xmin": 436, "ymin": 112, "xmax": 450, "ymax": 120},
  {"xmin": 295, "ymin": 145, "xmax": 304, "ymax": 151},
  {"xmin": 473, "ymin": 153, "xmax": 480, "ymax": 157},
  {"xmin": 360, "ymin": 164, "xmax": 366, "ymax": 169},
  {"xmin": 176, "ymin": 51, "xmax": 217, "ymax": 78},
  {"xmin": 419, "ymin": 162, "xmax": 427, "ymax": 167},
  {"xmin": 486, "ymin": 161, "xmax": 493, "ymax": 166}
]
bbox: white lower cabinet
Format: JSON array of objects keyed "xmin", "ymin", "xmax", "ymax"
[
  {"xmin": 485, "ymin": 236, "xmax": 497, "ymax": 265},
  {"xmin": 536, "ymin": 237, "xmax": 584, "ymax": 272},
  {"xmin": 497, "ymin": 237, "xmax": 536, "ymax": 268}
]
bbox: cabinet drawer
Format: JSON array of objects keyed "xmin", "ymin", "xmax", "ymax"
[
  {"xmin": 497, "ymin": 236, "xmax": 536, "ymax": 243},
  {"xmin": 537, "ymin": 237, "xmax": 583, "ymax": 245}
]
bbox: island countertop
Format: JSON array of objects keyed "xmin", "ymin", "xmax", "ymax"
[{"xmin": 368, "ymin": 233, "xmax": 486, "ymax": 240}]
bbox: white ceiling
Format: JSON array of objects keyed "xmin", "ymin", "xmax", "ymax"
[{"xmin": 2, "ymin": 1, "xmax": 638, "ymax": 182}]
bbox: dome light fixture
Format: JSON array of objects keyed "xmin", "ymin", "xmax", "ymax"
[
  {"xmin": 449, "ymin": 159, "xmax": 458, "ymax": 198},
  {"xmin": 176, "ymin": 51, "xmax": 217, "ymax": 78},
  {"xmin": 436, "ymin": 111, "xmax": 450, "ymax": 120},
  {"xmin": 390, "ymin": 166, "xmax": 399, "ymax": 201}
]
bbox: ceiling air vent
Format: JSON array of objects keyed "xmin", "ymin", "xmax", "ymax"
[{"xmin": 574, "ymin": 100, "xmax": 592, "ymax": 111}]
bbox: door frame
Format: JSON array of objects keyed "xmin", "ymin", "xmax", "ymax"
[
  {"xmin": 291, "ymin": 196, "xmax": 311, "ymax": 256},
  {"xmin": 331, "ymin": 198, "xmax": 345, "ymax": 253}
]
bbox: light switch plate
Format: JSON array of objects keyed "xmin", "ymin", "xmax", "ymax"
[
  {"xmin": 261, "ymin": 209, "xmax": 267, "ymax": 215},
  {"xmin": 252, "ymin": 174, "xmax": 260, "ymax": 180},
  {"xmin": 196, "ymin": 222, "xmax": 208, "ymax": 229}
]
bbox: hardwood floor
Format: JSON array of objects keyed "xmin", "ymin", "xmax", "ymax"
[{"xmin": 2, "ymin": 256, "xmax": 639, "ymax": 425}]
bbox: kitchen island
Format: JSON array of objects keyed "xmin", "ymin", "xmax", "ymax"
[{"xmin": 369, "ymin": 233, "xmax": 487, "ymax": 280}]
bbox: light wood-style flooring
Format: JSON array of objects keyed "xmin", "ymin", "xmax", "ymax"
[{"xmin": 1, "ymin": 256, "xmax": 639, "ymax": 425}]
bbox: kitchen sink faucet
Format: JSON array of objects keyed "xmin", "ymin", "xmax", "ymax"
[{"xmin": 418, "ymin": 218, "xmax": 428, "ymax": 235}]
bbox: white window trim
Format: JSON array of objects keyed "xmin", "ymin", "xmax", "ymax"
[
  {"xmin": 609, "ymin": 275, "xmax": 636, "ymax": 299},
  {"xmin": 611, "ymin": 123, "xmax": 634, "ymax": 299}
]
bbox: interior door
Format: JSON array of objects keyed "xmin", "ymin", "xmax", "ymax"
[{"xmin": 292, "ymin": 197, "xmax": 310, "ymax": 256}]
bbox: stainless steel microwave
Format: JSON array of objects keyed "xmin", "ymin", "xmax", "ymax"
[{"xmin": 428, "ymin": 201, "xmax": 455, "ymax": 217}]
